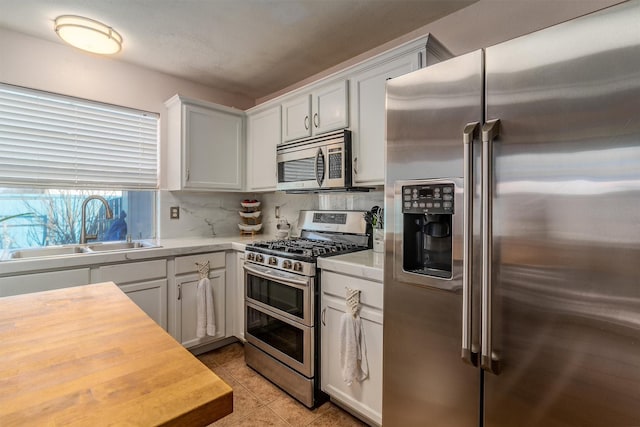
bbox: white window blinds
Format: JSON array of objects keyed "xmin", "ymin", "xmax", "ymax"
[{"xmin": 0, "ymin": 83, "xmax": 159, "ymax": 189}]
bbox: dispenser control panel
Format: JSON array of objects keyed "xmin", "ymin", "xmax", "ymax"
[{"xmin": 402, "ymin": 183, "xmax": 455, "ymax": 214}]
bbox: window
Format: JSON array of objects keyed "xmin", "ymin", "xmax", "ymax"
[
  {"xmin": 0, "ymin": 83, "xmax": 158, "ymax": 189},
  {"xmin": 0, "ymin": 84, "xmax": 158, "ymax": 250}
]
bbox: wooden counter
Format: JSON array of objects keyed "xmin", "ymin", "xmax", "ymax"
[{"xmin": 0, "ymin": 282, "xmax": 232, "ymax": 426}]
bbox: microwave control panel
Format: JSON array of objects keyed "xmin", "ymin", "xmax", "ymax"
[
  {"xmin": 328, "ymin": 147, "xmax": 343, "ymax": 179},
  {"xmin": 402, "ymin": 183, "xmax": 454, "ymax": 214}
]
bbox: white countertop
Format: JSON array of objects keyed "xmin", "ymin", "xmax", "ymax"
[
  {"xmin": 0, "ymin": 235, "xmax": 270, "ymax": 276},
  {"xmin": 0, "ymin": 235, "xmax": 386, "ymax": 280},
  {"xmin": 318, "ymin": 249, "xmax": 384, "ymax": 282}
]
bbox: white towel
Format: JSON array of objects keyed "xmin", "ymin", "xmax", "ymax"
[
  {"xmin": 196, "ymin": 277, "xmax": 216, "ymax": 338},
  {"xmin": 340, "ymin": 288, "xmax": 369, "ymax": 386}
]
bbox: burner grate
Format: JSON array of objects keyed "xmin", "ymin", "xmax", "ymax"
[{"xmin": 249, "ymin": 238, "xmax": 365, "ymax": 258}]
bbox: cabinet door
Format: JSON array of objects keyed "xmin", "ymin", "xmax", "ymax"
[
  {"xmin": 321, "ymin": 293, "xmax": 383, "ymax": 426},
  {"xmin": 177, "ymin": 269, "xmax": 226, "ymax": 348},
  {"xmin": 184, "ymin": 104, "xmax": 243, "ymax": 190},
  {"xmin": 94, "ymin": 259, "xmax": 168, "ymax": 329},
  {"xmin": 350, "ymin": 54, "xmax": 420, "ymax": 185},
  {"xmin": 120, "ymin": 279, "xmax": 168, "ymax": 329},
  {"xmin": 247, "ymin": 106, "xmax": 280, "ymax": 191},
  {"xmin": 313, "ymin": 80, "xmax": 349, "ymax": 135},
  {"xmin": 282, "ymin": 94, "xmax": 312, "ymax": 142},
  {"xmin": 234, "ymin": 252, "xmax": 246, "ymax": 341}
]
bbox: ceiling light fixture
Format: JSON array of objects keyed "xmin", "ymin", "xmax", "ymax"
[{"xmin": 54, "ymin": 15, "xmax": 123, "ymax": 55}]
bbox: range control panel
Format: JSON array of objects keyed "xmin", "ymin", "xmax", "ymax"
[{"xmin": 402, "ymin": 183, "xmax": 455, "ymax": 214}]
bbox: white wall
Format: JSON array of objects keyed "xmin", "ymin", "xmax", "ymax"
[
  {"xmin": 158, "ymin": 190, "xmax": 317, "ymax": 239},
  {"xmin": 0, "ymin": 27, "xmax": 254, "ymax": 192}
]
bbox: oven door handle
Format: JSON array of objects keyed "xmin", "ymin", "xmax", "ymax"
[{"xmin": 243, "ymin": 263, "xmax": 311, "ymax": 288}]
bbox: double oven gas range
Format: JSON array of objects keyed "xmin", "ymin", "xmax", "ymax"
[{"xmin": 244, "ymin": 210, "xmax": 370, "ymax": 408}]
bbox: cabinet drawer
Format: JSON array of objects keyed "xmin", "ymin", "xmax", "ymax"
[
  {"xmin": 175, "ymin": 252, "xmax": 225, "ymax": 275},
  {"xmin": 322, "ymin": 270, "xmax": 383, "ymax": 310},
  {"xmin": 0, "ymin": 268, "xmax": 90, "ymax": 297},
  {"xmin": 97, "ymin": 260, "xmax": 167, "ymax": 284}
]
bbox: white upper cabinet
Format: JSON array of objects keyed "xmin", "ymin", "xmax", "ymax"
[
  {"xmin": 165, "ymin": 95, "xmax": 244, "ymax": 191},
  {"xmin": 349, "ymin": 35, "xmax": 452, "ymax": 185},
  {"xmin": 246, "ymin": 105, "xmax": 281, "ymax": 191},
  {"xmin": 282, "ymin": 94, "xmax": 312, "ymax": 141},
  {"xmin": 349, "ymin": 54, "xmax": 418, "ymax": 186},
  {"xmin": 282, "ymin": 80, "xmax": 348, "ymax": 142},
  {"xmin": 313, "ymin": 80, "xmax": 349, "ymax": 135}
]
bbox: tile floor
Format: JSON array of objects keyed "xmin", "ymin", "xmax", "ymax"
[{"xmin": 198, "ymin": 342, "xmax": 369, "ymax": 426}]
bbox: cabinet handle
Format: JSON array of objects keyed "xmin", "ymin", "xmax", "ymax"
[
  {"xmin": 304, "ymin": 116, "xmax": 310, "ymax": 130},
  {"xmin": 353, "ymin": 156, "xmax": 358, "ymax": 175},
  {"xmin": 186, "ymin": 169, "xmax": 190, "ymax": 182},
  {"xmin": 313, "ymin": 113, "xmax": 319, "ymax": 128},
  {"xmin": 321, "ymin": 308, "xmax": 326, "ymax": 326},
  {"xmin": 177, "ymin": 284, "xmax": 181, "ymax": 300}
]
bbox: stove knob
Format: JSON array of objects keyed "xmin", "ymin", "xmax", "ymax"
[
  {"xmin": 293, "ymin": 262, "xmax": 303, "ymax": 272},
  {"xmin": 246, "ymin": 252, "xmax": 255, "ymax": 261},
  {"xmin": 255, "ymin": 254, "xmax": 264, "ymax": 263},
  {"xmin": 268, "ymin": 257, "xmax": 278, "ymax": 266},
  {"xmin": 282, "ymin": 260, "xmax": 292, "ymax": 269}
]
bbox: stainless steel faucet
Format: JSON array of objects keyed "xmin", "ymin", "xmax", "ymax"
[{"xmin": 80, "ymin": 195, "xmax": 114, "ymax": 244}]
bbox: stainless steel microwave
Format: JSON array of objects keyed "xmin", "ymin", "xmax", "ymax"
[{"xmin": 276, "ymin": 130, "xmax": 353, "ymax": 192}]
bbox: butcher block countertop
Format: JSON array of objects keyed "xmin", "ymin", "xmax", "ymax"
[{"xmin": 0, "ymin": 282, "xmax": 233, "ymax": 426}]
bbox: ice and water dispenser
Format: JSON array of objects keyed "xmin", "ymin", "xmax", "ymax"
[{"xmin": 401, "ymin": 182, "xmax": 454, "ymax": 279}]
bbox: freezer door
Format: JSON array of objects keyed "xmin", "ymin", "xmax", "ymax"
[
  {"xmin": 483, "ymin": 2, "xmax": 640, "ymax": 426},
  {"xmin": 384, "ymin": 50, "xmax": 483, "ymax": 426}
]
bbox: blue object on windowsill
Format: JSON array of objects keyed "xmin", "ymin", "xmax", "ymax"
[{"xmin": 105, "ymin": 211, "xmax": 128, "ymax": 241}]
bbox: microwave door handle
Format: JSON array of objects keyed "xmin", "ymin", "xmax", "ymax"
[{"xmin": 315, "ymin": 148, "xmax": 325, "ymax": 187}]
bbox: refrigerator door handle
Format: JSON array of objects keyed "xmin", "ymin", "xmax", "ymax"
[
  {"xmin": 462, "ymin": 122, "xmax": 480, "ymax": 367},
  {"xmin": 481, "ymin": 119, "xmax": 501, "ymax": 375}
]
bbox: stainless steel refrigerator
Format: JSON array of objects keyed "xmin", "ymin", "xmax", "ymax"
[{"xmin": 383, "ymin": 1, "xmax": 640, "ymax": 426}]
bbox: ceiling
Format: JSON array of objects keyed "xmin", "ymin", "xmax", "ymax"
[{"xmin": 0, "ymin": 0, "xmax": 477, "ymax": 101}]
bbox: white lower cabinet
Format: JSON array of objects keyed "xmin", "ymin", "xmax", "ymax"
[
  {"xmin": 321, "ymin": 270, "xmax": 383, "ymax": 426},
  {"xmin": 234, "ymin": 251, "xmax": 246, "ymax": 341},
  {"xmin": 170, "ymin": 252, "xmax": 226, "ymax": 349},
  {"xmin": 0, "ymin": 268, "xmax": 90, "ymax": 297},
  {"xmin": 93, "ymin": 259, "xmax": 168, "ymax": 329}
]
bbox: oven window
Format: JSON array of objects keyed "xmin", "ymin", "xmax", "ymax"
[
  {"xmin": 246, "ymin": 306, "xmax": 304, "ymax": 363},
  {"xmin": 246, "ymin": 273, "xmax": 305, "ymax": 319}
]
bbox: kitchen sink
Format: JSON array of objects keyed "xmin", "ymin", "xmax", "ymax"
[
  {"xmin": 3, "ymin": 240, "xmax": 161, "ymax": 260},
  {"xmin": 7, "ymin": 246, "xmax": 87, "ymax": 259},
  {"xmin": 84, "ymin": 241, "xmax": 159, "ymax": 252}
]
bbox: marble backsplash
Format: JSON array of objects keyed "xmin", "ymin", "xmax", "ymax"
[{"xmin": 157, "ymin": 189, "xmax": 384, "ymax": 239}]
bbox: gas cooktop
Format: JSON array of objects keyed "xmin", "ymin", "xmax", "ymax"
[
  {"xmin": 245, "ymin": 210, "xmax": 371, "ymax": 268},
  {"xmin": 248, "ymin": 238, "xmax": 366, "ymax": 259}
]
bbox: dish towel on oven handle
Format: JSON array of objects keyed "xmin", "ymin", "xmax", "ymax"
[
  {"xmin": 340, "ymin": 287, "xmax": 369, "ymax": 385},
  {"xmin": 196, "ymin": 261, "xmax": 216, "ymax": 338}
]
